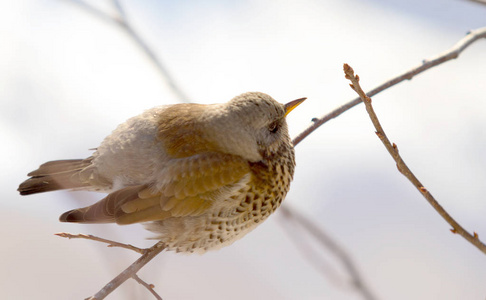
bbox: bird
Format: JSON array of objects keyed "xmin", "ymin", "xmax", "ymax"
[{"xmin": 18, "ymin": 92, "xmax": 305, "ymax": 253}]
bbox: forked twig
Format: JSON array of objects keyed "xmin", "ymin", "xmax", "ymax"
[
  {"xmin": 132, "ymin": 274, "xmax": 163, "ymax": 300},
  {"xmin": 57, "ymin": 232, "xmax": 165, "ymax": 299},
  {"xmin": 87, "ymin": 241, "xmax": 166, "ymax": 300},
  {"xmin": 292, "ymin": 27, "xmax": 486, "ymax": 146},
  {"xmin": 343, "ymin": 63, "xmax": 486, "ymax": 255}
]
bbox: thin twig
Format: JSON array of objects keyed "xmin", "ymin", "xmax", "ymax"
[
  {"xmin": 280, "ymin": 206, "xmax": 378, "ymax": 300},
  {"xmin": 343, "ymin": 63, "xmax": 486, "ymax": 255},
  {"xmin": 56, "ymin": 232, "xmax": 146, "ymax": 254},
  {"xmin": 56, "ymin": 232, "xmax": 166, "ymax": 299},
  {"xmin": 86, "ymin": 241, "xmax": 166, "ymax": 300},
  {"xmin": 132, "ymin": 274, "xmax": 163, "ymax": 300},
  {"xmin": 65, "ymin": 0, "xmax": 191, "ymax": 103},
  {"xmin": 292, "ymin": 27, "xmax": 486, "ymax": 146}
]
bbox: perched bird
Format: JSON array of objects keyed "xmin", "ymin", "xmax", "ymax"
[{"xmin": 18, "ymin": 92, "xmax": 305, "ymax": 253}]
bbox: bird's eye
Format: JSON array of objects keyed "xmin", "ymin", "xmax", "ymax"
[{"xmin": 268, "ymin": 122, "xmax": 279, "ymax": 133}]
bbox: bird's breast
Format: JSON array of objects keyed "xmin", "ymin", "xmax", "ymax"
[{"xmin": 148, "ymin": 144, "xmax": 296, "ymax": 253}]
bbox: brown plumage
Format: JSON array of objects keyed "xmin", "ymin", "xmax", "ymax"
[{"xmin": 18, "ymin": 92, "xmax": 305, "ymax": 253}]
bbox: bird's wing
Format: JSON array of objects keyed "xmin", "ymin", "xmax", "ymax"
[{"xmin": 60, "ymin": 152, "xmax": 250, "ymax": 225}]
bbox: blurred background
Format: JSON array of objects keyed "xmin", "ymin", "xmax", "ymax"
[{"xmin": 1, "ymin": 0, "xmax": 486, "ymax": 299}]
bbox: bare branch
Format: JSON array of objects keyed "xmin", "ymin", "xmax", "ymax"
[
  {"xmin": 132, "ymin": 274, "xmax": 163, "ymax": 300},
  {"xmin": 280, "ymin": 206, "xmax": 378, "ymax": 300},
  {"xmin": 343, "ymin": 63, "xmax": 486, "ymax": 255},
  {"xmin": 86, "ymin": 241, "xmax": 166, "ymax": 300},
  {"xmin": 56, "ymin": 232, "xmax": 165, "ymax": 299},
  {"xmin": 65, "ymin": 0, "xmax": 191, "ymax": 103},
  {"xmin": 292, "ymin": 27, "xmax": 486, "ymax": 146},
  {"xmin": 55, "ymin": 232, "xmax": 146, "ymax": 254},
  {"xmin": 280, "ymin": 27, "xmax": 486, "ymax": 299}
]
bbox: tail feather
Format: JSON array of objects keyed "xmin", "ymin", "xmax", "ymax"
[
  {"xmin": 59, "ymin": 185, "xmax": 145, "ymax": 224},
  {"xmin": 27, "ymin": 159, "xmax": 91, "ymax": 176},
  {"xmin": 18, "ymin": 158, "xmax": 93, "ymax": 195}
]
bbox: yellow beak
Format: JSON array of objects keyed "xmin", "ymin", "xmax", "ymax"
[{"xmin": 284, "ymin": 97, "xmax": 306, "ymax": 116}]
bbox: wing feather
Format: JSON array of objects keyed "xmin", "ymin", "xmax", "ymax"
[{"xmin": 60, "ymin": 152, "xmax": 250, "ymax": 225}]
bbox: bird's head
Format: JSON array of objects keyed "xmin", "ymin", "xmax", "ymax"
[{"xmin": 206, "ymin": 92, "xmax": 306, "ymax": 162}]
